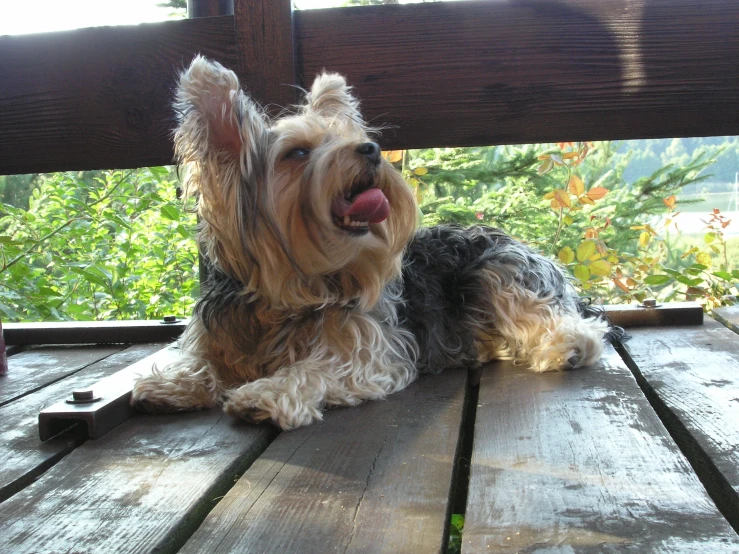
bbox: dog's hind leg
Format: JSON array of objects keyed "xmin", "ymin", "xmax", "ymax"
[{"xmin": 479, "ymin": 267, "xmax": 608, "ymax": 372}]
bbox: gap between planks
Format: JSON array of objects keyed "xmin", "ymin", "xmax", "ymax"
[
  {"xmin": 177, "ymin": 369, "xmax": 469, "ymax": 554},
  {"xmin": 615, "ymin": 318, "xmax": 739, "ymax": 535},
  {"xmin": 464, "ymin": 343, "xmax": 739, "ymax": 552}
]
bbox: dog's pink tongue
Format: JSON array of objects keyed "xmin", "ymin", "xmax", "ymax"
[{"xmin": 336, "ymin": 189, "xmax": 390, "ymax": 223}]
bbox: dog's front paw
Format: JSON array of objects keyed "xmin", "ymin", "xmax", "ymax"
[
  {"xmin": 223, "ymin": 387, "xmax": 323, "ymax": 430},
  {"xmin": 131, "ymin": 368, "xmax": 219, "ymax": 413},
  {"xmin": 131, "ymin": 375, "xmax": 183, "ymax": 413}
]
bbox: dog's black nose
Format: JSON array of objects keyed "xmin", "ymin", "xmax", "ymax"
[{"xmin": 356, "ymin": 142, "xmax": 381, "ymax": 166}]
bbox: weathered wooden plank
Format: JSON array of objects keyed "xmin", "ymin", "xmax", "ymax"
[
  {"xmin": 4, "ymin": 319, "xmax": 187, "ymax": 346},
  {"xmin": 0, "ymin": 343, "xmax": 163, "ymax": 503},
  {"xmin": 464, "ymin": 345, "xmax": 739, "ymax": 552},
  {"xmin": 619, "ymin": 319, "xmax": 739, "ymax": 533},
  {"xmin": 299, "ymin": 0, "xmax": 739, "ymax": 150},
  {"xmin": 0, "ymin": 16, "xmax": 237, "ymax": 175},
  {"xmin": 0, "ymin": 345, "xmax": 123, "ymax": 407},
  {"xmin": 2, "ymin": 0, "xmax": 739, "ymax": 175},
  {"xmin": 38, "ymin": 344, "xmax": 180, "ymax": 440},
  {"xmin": 0, "ymin": 410, "xmax": 277, "ymax": 554},
  {"xmin": 713, "ymin": 305, "xmax": 739, "ymax": 335},
  {"xmin": 179, "ymin": 369, "xmax": 468, "ymax": 554}
]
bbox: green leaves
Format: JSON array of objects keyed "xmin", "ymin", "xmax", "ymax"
[
  {"xmin": 576, "ymin": 240, "xmax": 596, "ymax": 262},
  {"xmin": 0, "ymin": 167, "xmax": 198, "ymax": 321},
  {"xmin": 160, "ymin": 205, "xmax": 180, "ymax": 221},
  {"xmin": 644, "ymin": 274, "xmax": 671, "ymax": 286},
  {"xmin": 448, "ymin": 514, "xmax": 464, "ymax": 554}
]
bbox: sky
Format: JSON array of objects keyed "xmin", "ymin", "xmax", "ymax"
[
  {"xmin": 0, "ymin": 0, "xmax": 422, "ymax": 36},
  {"xmin": 0, "ymin": 0, "xmax": 179, "ymax": 35}
]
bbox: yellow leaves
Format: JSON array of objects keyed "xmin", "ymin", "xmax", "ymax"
[
  {"xmin": 589, "ymin": 259, "xmax": 612, "ymax": 276},
  {"xmin": 568, "ymin": 175, "xmax": 585, "ymax": 196},
  {"xmin": 587, "ymin": 187, "xmax": 609, "ymax": 201},
  {"xmin": 579, "ymin": 196, "xmax": 595, "ymax": 206},
  {"xmin": 559, "ymin": 246, "xmax": 575, "ymax": 264},
  {"xmin": 549, "ymin": 142, "xmax": 595, "ymax": 167},
  {"xmin": 382, "ymin": 150, "xmax": 403, "ymax": 163},
  {"xmin": 573, "ymin": 264, "xmax": 590, "ymax": 282},
  {"xmin": 576, "ymin": 240, "xmax": 596, "ymax": 262},
  {"xmin": 559, "ymin": 240, "xmax": 614, "ymax": 283},
  {"xmin": 633, "ymin": 223, "xmax": 658, "ymax": 250},
  {"xmin": 542, "ymin": 172, "xmax": 608, "ymax": 212},
  {"xmin": 613, "ymin": 278, "xmax": 629, "ymax": 292},
  {"xmin": 552, "ymin": 189, "xmax": 571, "ymax": 209},
  {"xmin": 663, "ymin": 195, "xmax": 676, "ymax": 210},
  {"xmin": 696, "ymin": 252, "xmax": 712, "ymax": 267},
  {"xmin": 413, "ymin": 167, "xmax": 428, "ymax": 176},
  {"xmin": 537, "ymin": 159, "xmax": 555, "ymax": 175}
]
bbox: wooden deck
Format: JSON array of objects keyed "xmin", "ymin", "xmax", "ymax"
[{"xmin": 1, "ymin": 312, "xmax": 739, "ymax": 553}]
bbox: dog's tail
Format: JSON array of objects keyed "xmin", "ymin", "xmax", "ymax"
[{"xmin": 577, "ymin": 298, "xmax": 629, "ymax": 344}]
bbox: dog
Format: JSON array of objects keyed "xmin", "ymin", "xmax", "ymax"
[{"xmin": 131, "ymin": 56, "xmax": 615, "ymax": 430}]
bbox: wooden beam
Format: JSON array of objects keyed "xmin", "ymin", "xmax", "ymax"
[
  {"xmin": 298, "ymin": 0, "xmax": 739, "ymax": 150},
  {"xmin": 0, "ymin": 0, "xmax": 738, "ymax": 175},
  {"xmin": 0, "ymin": 16, "xmax": 238, "ymax": 175},
  {"xmin": 3, "ymin": 320, "xmax": 187, "ymax": 346}
]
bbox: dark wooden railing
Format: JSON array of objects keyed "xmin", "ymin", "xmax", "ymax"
[{"xmin": 1, "ymin": 0, "xmax": 737, "ymax": 176}]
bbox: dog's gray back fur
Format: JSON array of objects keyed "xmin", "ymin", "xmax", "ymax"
[{"xmin": 397, "ymin": 224, "xmax": 574, "ymax": 373}]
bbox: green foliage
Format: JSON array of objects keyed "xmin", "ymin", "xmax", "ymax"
[
  {"xmin": 156, "ymin": 0, "xmax": 186, "ymax": 18},
  {"xmin": 395, "ymin": 139, "xmax": 737, "ymax": 308},
  {"xmin": 447, "ymin": 514, "xmax": 464, "ymax": 554},
  {"xmin": 1, "ymin": 137, "xmax": 736, "ymax": 322},
  {"xmin": 0, "ymin": 168, "xmax": 198, "ymax": 321}
]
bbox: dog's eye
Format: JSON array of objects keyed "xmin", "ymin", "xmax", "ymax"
[{"xmin": 284, "ymin": 147, "xmax": 311, "ymax": 160}]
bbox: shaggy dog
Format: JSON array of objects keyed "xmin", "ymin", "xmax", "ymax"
[{"xmin": 132, "ymin": 56, "xmax": 614, "ymax": 429}]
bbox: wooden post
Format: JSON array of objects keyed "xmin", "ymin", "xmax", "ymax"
[
  {"xmin": 188, "ymin": 3, "xmax": 235, "ymax": 286},
  {"xmin": 233, "ymin": 0, "xmax": 297, "ymax": 111}
]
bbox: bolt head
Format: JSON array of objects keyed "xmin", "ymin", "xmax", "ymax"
[{"xmin": 72, "ymin": 390, "xmax": 94, "ymax": 401}]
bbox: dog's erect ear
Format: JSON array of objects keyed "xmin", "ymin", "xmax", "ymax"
[
  {"xmin": 174, "ymin": 55, "xmax": 267, "ymax": 162},
  {"xmin": 304, "ymin": 72, "xmax": 365, "ymax": 128}
]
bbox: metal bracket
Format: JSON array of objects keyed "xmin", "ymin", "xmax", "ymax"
[
  {"xmin": 38, "ymin": 345, "xmax": 180, "ymax": 441},
  {"xmin": 603, "ymin": 301, "xmax": 703, "ymax": 328}
]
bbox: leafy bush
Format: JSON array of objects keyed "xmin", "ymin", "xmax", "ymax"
[
  {"xmin": 1, "ymin": 140, "xmax": 736, "ymax": 322},
  {"xmin": 388, "ymin": 141, "xmax": 737, "ymax": 308},
  {"xmin": 0, "ymin": 167, "xmax": 198, "ymax": 321}
]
